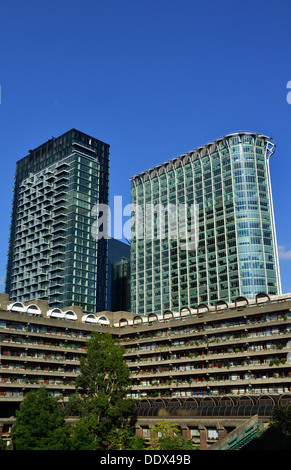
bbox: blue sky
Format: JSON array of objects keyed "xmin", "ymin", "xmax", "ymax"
[{"xmin": 0, "ymin": 0, "xmax": 291, "ymax": 294}]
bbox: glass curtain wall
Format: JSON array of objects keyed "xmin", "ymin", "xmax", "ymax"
[
  {"xmin": 6, "ymin": 129, "xmax": 110, "ymax": 313},
  {"xmin": 130, "ymin": 133, "xmax": 281, "ymax": 315}
]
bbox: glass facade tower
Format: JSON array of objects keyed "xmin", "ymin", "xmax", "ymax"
[
  {"xmin": 5, "ymin": 129, "xmax": 110, "ymax": 313},
  {"xmin": 130, "ymin": 132, "xmax": 281, "ymax": 315}
]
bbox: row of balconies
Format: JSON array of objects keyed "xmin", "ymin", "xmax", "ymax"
[
  {"xmin": 0, "ymin": 336, "xmax": 85, "ymax": 351},
  {"xmin": 0, "ymin": 377, "xmax": 76, "ymax": 387},
  {"xmin": 123, "ymin": 333, "xmax": 289, "ymax": 357},
  {"xmin": 0, "ymin": 308, "xmax": 289, "ymax": 400},
  {"xmin": 1, "ymin": 338, "xmax": 288, "ymax": 368},
  {"xmin": 0, "ymin": 348, "xmax": 83, "ymax": 363},
  {"xmin": 130, "ymin": 374, "xmax": 291, "ymax": 390},
  {"xmin": 0, "ymin": 380, "xmax": 75, "ymax": 394},
  {"xmin": 12, "ymin": 253, "xmax": 65, "ymax": 269},
  {"xmin": 123, "ymin": 350, "xmax": 290, "ymax": 380},
  {"xmin": 129, "ymin": 390, "xmax": 290, "ymax": 400},
  {"xmin": 119, "ymin": 314, "xmax": 289, "ymax": 343},
  {"xmin": 128, "ymin": 353, "xmax": 290, "ymax": 372},
  {"xmin": 132, "ymin": 372, "xmax": 291, "ymax": 390},
  {"xmin": 13, "ymin": 235, "xmax": 50, "ymax": 249},
  {"xmin": 0, "ymin": 339, "xmax": 86, "ymax": 358},
  {"xmin": 0, "ymin": 310, "xmax": 82, "ymax": 397},
  {"xmin": 0, "ymin": 364, "xmax": 79, "ymax": 375},
  {"xmin": 0, "ymin": 318, "xmax": 91, "ymax": 340},
  {"xmin": 16, "ymin": 204, "xmax": 66, "ymax": 224},
  {"xmin": 128, "ymin": 360, "xmax": 289, "ymax": 378},
  {"xmin": 0, "ymin": 338, "xmax": 87, "ymax": 358},
  {"xmin": 126, "ymin": 344, "xmax": 290, "ymax": 363},
  {"xmin": 129, "ymin": 385, "xmax": 290, "ymax": 399},
  {"xmin": 0, "ymin": 330, "xmax": 289, "ymax": 365},
  {"xmin": 129, "ymin": 331, "xmax": 288, "ymax": 350}
]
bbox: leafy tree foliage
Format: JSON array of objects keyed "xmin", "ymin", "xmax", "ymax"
[
  {"xmin": 270, "ymin": 404, "xmax": 291, "ymax": 436},
  {"xmin": 10, "ymin": 388, "xmax": 72, "ymax": 450},
  {"xmin": 0, "ymin": 436, "xmax": 7, "ymax": 450},
  {"xmin": 68, "ymin": 331, "xmax": 135, "ymax": 450},
  {"xmin": 244, "ymin": 404, "xmax": 291, "ymax": 450},
  {"xmin": 148, "ymin": 420, "xmax": 195, "ymax": 450},
  {"xmin": 108, "ymin": 425, "xmax": 146, "ymax": 450}
]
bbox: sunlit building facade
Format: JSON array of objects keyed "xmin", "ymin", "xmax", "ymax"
[
  {"xmin": 130, "ymin": 132, "xmax": 281, "ymax": 315},
  {"xmin": 0, "ymin": 291, "xmax": 290, "ymax": 450}
]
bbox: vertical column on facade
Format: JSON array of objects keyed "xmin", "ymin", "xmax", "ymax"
[
  {"xmin": 135, "ymin": 425, "xmax": 143, "ymax": 437},
  {"xmin": 184, "ymin": 154, "xmax": 196, "ymax": 308},
  {"xmin": 226, "ymin": 137, "xmax": 242, "ymax": 297},
  {"xmin": 131, "ymin": 179, "xmax": 138, "ymax": 314},
  {"xmin": 216, "ymin": 143, "xmax": 231, "ymax": 302},
  {"xmin": 240, "ymin": 135, "xmax": 255, "ymax": 296},
  {"xmin": 151, "ymin": 170, "xmax": 162, "ymax": 314},
  {"xmin": 49, "ymin": 161, "xmax": 69, "ymax": 306},
  {"xmin": 198, "ymin": 151, "xmax": 208, "ymax": 304},
  {"xmin": 217, "ymin": 425, "xmax": 227, "ymax": 441},
  {"xmin": 180, "ymin": 158, "xmax": 190, "ymax": 308},
  {"xmin": 158, "ymin": 170, "xmax": 164, "ymax": 313},
  {"xmin": 190, "ymin": 155, "xmax": 200, "ymax": 305},
  {"xmin": 131, "ymin": 175, "xmax": 147, "ymax": 315},
  {"xmin": 253, "ymin": 136, "xmax": 268, "ymax": 294},
  {"xmin": 165, "ymin": 167, "xmax": 172, "ymax": 311},
  {"xmin": 174, "ymin": 161, "xmax": 182, "ymax": 311},
  {"xmin": 166, "ymin": 163, "xmax": 179, "ymax": 311},
  {"xmin": 149, "ymin": 172, "xmax": 155, "ymax": 313},
  {"xmin": 264, "ymin": 139, "xmax": 282, "ymax": 294},
  {"xmin": 199, "ymin": 425, "xmax": 208, "ymax": 450},
  {"xmin": 181, "ymin": 425, "xmax": 191, "ymax": 441},
  {"xmin": 143, "ymin": 174, "xmax": 148, "ymax": 314},
  {"xmin": 207, "ymin": 145, "xmax": 220, "ymax": 303}
]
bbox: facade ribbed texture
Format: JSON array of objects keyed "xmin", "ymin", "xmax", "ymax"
[
  {"xmin": 130, "ymin": 132, "xmax": 281, "ymax": 315},
  {"xmin": 5, "ymin": 129, "xmax": 110, "ymax": 313}
]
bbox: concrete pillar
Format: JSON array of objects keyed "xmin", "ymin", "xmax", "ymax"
[
  {"xmin": 218, "ymin": 428, "xmax": 227, "ymax": 440},
  {"xmin": 135, "ymin": 426, "xmax": 143, "ymax": 437},
  {"xmin": 0, "ymin": 294, "xmax": 10, "ymax": 311},
  {"xmin": 66, "ymin": 304, "xmax": 84, "ymax": 322},
  {"xmin": 181, "ymin": 426, "xmax": 191, "ymax": 440},
  {"xmin": 199, "ymin": 427, "xmax": 208, "ymax": 450}
]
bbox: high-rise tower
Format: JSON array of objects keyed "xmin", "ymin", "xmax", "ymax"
[
  {"xmin": 130, "ymin": 132, "xmax": 281, "ymax": 315},
  {"xmin": 5, "ymin": 129, "xmax": 110, "ymax": 313}
]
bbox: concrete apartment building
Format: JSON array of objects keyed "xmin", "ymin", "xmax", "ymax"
[{"xmin": 0, "ymin": 291, "xmax": 290, "ymax": 449}]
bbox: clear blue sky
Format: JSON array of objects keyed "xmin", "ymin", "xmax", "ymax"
[{"xmin": 0, "ymin": 0, "xmax": 291, "ymax": 295}]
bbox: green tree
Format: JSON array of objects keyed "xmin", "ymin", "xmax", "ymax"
[
  {"xmin": 108, "ymin": 425, "xmax": 146, "ymax": 450},
  {"xmin": 270, "ymin": 404, "xmax": 291, "ymax": 436},
  {"xmin": 69, "ymin": 332, "xmax": 135, "ymax": 450},
  {"xmin": 10, "ymin": 387, "xmax": 72, "ymax": 450},
  {"xmin": 148, "ymin": 420, "xmax": 195, "ymax": 450},
  {"xmin": 244, "ymin": 404, "xmax": 291, "ymax": 450},
  {"xmin": 0, "ymin": 436, "xmax": 7, "ymax": 451}
]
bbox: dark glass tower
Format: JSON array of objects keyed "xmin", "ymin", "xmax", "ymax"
[
  {"xmin": 5, "ymin": 129, "xmax": 110, "ymax": 313},
  {"xmin": 107, "ymin": 238, "xmax": 130, "ymax": 312}
]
